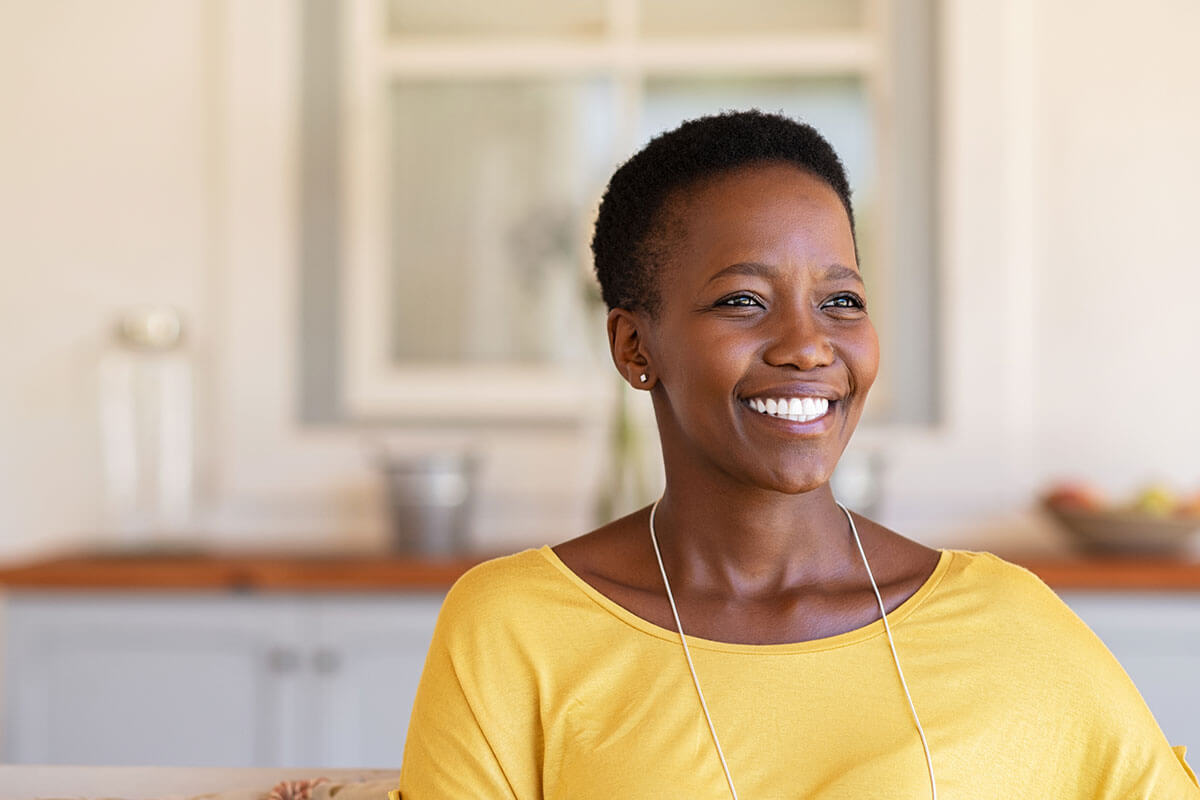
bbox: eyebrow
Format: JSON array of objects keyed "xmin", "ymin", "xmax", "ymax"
[{"xmin": 704, "ymin": 261, "xmax": 864, "ymax": 286}]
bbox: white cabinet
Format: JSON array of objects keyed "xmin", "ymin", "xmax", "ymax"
[
  {"xmin": 308, "ymin": 600, "xmax": 444, "ymax": 768},
  {"xmin": 1061, "ymin": 592, "xmax": 1200, "ymax": 751},
  {"xmin": 0, "ymin": 593, "xmax": 444, "ymax": 767},
  {"xmin": 4, "ymin": 590, "xmax": 1195, "ymax": 767}
]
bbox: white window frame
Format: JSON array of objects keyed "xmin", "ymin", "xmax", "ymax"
[{"xmin": 338, "ymin": 0, "xmax": 897, "ymax": 421}]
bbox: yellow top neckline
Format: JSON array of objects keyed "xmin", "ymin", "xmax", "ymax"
[{"xmin": 537, "ymin": 544, "xmax": 955, "ymax": 655}]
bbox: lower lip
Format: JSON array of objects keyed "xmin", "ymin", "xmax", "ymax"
[{"xmin": 741, "ymin": 400, "xmax": 837, "ymax": 434}]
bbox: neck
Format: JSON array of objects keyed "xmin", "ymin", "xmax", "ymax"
[{"xmin": 650, "ymin": 478, "xmax": 862, "ymax": 599}]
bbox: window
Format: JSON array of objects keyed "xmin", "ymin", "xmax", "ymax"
[{"xmin": 301, "ymin": 0, "xmax": 937, "ymax": 426}]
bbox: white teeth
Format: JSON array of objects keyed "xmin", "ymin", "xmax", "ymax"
[{"xmin": 745, "ymin": 396, "xmax": 830, "ymax": 422}]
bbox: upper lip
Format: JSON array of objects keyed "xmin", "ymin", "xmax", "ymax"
[{"xmin": 738, "ymin": 383, "xmax": 843, "ymax": 402}]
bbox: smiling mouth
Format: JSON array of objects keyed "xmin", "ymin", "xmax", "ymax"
[{"xmin": 742, "ymin": 396, "xmax": 833, "ymax": 423}]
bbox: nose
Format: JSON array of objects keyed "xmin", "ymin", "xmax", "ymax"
[{"xmin": 762, "ymin": 303, "xmax": 835, "ymax": 370}]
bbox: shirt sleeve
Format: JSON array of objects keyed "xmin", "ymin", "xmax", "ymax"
[
  {"xmin": 397, "ymin": 564, "xmax": 544, "ymax": 799},
  {"xmin": 397, "ymin": 624, "xmax": 518, "ymax": 798},
  {"xmin": 1081, "ymin": 660, "xmax": 1200, "ymax": 798},
  {"xmin": 992, "ymin": 556, "xmax": 1200, "ymax": 797},
  {"xmin": 1175, "ymin": 746, "xmax": 1199, "ymax": 786}
]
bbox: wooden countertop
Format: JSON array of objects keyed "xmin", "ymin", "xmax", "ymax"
[
  {"xmin": 1, "ymin": 549, "xmax": 1199, "ymax": 593},
  {"xmin": 0, "ymin": 551, "xmax": 486, "ymax": 593},
  {"xmin": 1001, "ymin": 554, "xmax": 1200, "ymax": 591}
]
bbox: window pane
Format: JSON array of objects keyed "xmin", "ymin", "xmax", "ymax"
[
  {"xmin": 640, "ymin": 0, "xmax": 867, "ymax": 37},
  {"xmin": 387, "ymin": 80, "xmax": 616, "ymax": 364},
  {"xmin": 387, "ymin": 0, "xmax": 607, "ymax": 38}
]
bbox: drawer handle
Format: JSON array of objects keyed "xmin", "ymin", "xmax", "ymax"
[
  {"xmin": 312, "ymin": 648, "xmax": 341, "ymax": 675},
  {"xmin": 266, "ymin": 647, "xmax": 300, "ymax": 674}
]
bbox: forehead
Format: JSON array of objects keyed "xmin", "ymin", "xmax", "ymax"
[
  {"xmin": 659, "ymin": 162, "xmax": 855, "ymax": 282},
  {"xmin": 672, "ymin": 161, "xmax": 847, "ymax": 229}
]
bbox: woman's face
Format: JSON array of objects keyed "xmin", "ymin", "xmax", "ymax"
[{"xmin": 633, "ymin": 161, "xmax": 878, "ymax": 494}]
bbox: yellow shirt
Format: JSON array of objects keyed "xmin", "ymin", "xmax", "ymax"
[{"xmin": 398, "ymin": 547, "xmax": 1199, "ymax": 799}]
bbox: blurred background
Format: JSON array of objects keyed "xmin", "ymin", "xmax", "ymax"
[
  {"xmin": 1, "ymin": 0, "xmax": 1198, "ymax": 773},
  {"xmin": 3, "ymin": 0, "xmax": 1199, "ymax": 559}
]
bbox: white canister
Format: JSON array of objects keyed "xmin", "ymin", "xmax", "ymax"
[{"xmin": 97, "ymin": 307, "xmax": 197, "ymax": 549}]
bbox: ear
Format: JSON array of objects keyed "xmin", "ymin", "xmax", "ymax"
[{"xmin": 607, "ymin": 307, "xmax": 654, "ymax": 389}]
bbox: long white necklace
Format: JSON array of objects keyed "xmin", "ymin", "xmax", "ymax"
[{"xmin": 648, "ymin": 498, "xmax": 937, "ymax": 800}]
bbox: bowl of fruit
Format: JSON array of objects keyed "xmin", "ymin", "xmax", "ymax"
[{"xmin": 1041, "ymin": 482, "xmax": 1200, "ymax": 555}]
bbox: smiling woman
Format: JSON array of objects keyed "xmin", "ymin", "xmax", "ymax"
[{"xmin": 394, "ymin": 112, "xmax": 1199, "ymax": 799}]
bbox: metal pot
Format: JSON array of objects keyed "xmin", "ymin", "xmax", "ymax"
[{"xmin": 377, "ymin": 451, "xmax": 478, "ymax": 556}]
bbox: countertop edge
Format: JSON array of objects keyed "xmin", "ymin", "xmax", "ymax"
[{"xmin": 1, "ymin": 551, "xmax": 1199, "ymax": 593}]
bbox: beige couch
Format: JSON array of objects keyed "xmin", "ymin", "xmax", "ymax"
[{"xmin": 0, "ymin": 766, "xmax": 400, "ymax": 800}]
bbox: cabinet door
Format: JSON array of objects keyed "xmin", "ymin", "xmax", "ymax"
[
  {"xmin": 1, "ymin": 593, "xmax": 307, "ymax": 767},
  {"xmin": 308, "ymin": 596, "xmax": 445, "ymax": 767},
  {"xmin": 1062, "ymin": 592, "xmax": 1200, "ymax": 750}
]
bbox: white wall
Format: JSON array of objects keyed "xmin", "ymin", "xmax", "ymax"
[
  {"xmin": 1, "ymin": 0, "xmax": 1198, "ymax": 558},
  {"xmin": 856, "ymin": 0, "xmax": 1200, "ymax": 552},
  {"xmin": 1033, "ymin": 0, "xmax": 1200, "ymax": 496},
  {"xmin": 0, "ymin": 0, "xmax": 217, "ymax": 556}
]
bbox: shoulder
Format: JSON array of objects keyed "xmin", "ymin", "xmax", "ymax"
[
  {"xmin": 439, "ymin": 547, "xmax": 563, "ymax": 624},
  {"xmin": 927, "ymin": 551, "xmax": 1142, "ymax": 715},
  {"xmin": 446, "ymin": 547, "xmax": 557, "ymax": 595},
  {"xmin": 933, "ymin": 548, "xmax": 1069, "ymax": 612},
  {"xmin": 922, "ymin": 549, "xmax": 1115, "ymax": 660},
  {"xmin": 929, "ymin": 549, "xmax": 1143, "ymax": 690},
  {"xmin": 432, "ymin": 546, "xmax": 593, "ymax": 657},
  {"xmin": 937, "ymin": 547, "xmax": 1042, "ymax": 585},
  {"xmin": 927, "ymin": 552, "xmax": 1200, "ymax": 794}
]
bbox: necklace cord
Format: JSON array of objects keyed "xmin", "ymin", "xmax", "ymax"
[
  {"xmin": 649, "ymin": 499, "xmax": 740, "ymax": 800},
  {"xmin": 843, "ymin": 505, "xmax": 938, "ymax": 800},
  {"xmin": 648, "ymin": 498, "xmax": 937, "ymax": 800}
]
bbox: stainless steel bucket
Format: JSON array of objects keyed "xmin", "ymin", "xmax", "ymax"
[{"xmin": 379, "ymin": 452, "xmax": 477, "ymax": 555}]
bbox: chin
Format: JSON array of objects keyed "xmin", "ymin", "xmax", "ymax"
[{"xmin": 757, "ymin": 466, "xmax": 833, "ymax": 496}]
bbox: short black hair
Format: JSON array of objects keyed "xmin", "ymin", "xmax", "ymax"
[{"xmin": 591, "ymin": 109, "xmax": 855, "ymax": 316}]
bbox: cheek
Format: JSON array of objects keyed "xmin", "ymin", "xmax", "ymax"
[
  {"xmin": 670, "ymin": 323, "xmax": 754, "ymax": 378},
  {"xmin": 849, "ymin": 323, "xmax": 880, "ymax": 391}
]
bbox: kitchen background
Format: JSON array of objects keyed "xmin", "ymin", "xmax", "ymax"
[
  {"xmin": 1, "ymin": 0, "xmax": 1199, "ymax": 771},
  {"xmin": 3, "ymin": 0, "xmax": 1199, "ymax": 561}
]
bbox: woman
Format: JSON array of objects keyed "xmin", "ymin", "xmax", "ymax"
[{"xmin": 397, "ymin": 111, "xmax": 1198, "ymax": 798}]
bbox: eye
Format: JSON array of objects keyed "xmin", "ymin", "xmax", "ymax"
[
  {"xmin": 824, "ymin": 293, "xmax": 866, "ymax": 311},
  {"xmin": 716, "ymin": 293, "xmax": 764, "ymax": 308}
]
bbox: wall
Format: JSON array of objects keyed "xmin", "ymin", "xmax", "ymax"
[
  {"xmin": 1, "ymin": 0, "xmax": 1198, "ymax": 558},
  {"xmin": 860, "ymin": 0, "xmax": 1200, "ymax": 551},
  {"xmin": 0, "ymin": 0, "xmax": 217, "ymax": 556},
  {"xmin": 1033, "ymin": 0, "xmax": 1200, "ymax": 497}
]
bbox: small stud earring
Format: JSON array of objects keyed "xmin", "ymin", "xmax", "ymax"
[{"xmin": 639, "ymin": 373, "xmax": 648, "ymax": 383}]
